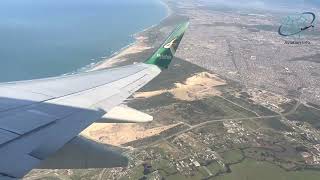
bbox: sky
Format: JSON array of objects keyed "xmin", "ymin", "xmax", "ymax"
[{"xmin": 200, "ymin": 0, "xmax": 320, "ymax": 12}]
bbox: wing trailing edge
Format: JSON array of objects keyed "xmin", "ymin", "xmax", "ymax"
[{"xmin": 99, "ymin": 105, "xmax": 153, "ymax": 123}]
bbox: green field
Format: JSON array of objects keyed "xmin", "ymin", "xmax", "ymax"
[
  {"xmin": 172, "ymin": 96, "xmax": 258, "ymax": 125},
  {"xmin": 286, "ymin": 104, "xmax": 320, "ymax": 129},
  {"xmin": 221, "ymin": 149, "xmax": 244, "ymax": 164},
  {"xmin": 222, "ymin": 93, "xmax": 279, "ymax": 116},
  {"xmin": 279, "ymin": 100, "xmax": 298, "ymax": 114},
  {"xmin": 165, "ymin": 172, "xmax": 206, "ymax": 180},
  {"xmin": 247, "ymin": 117, "xmax": 292, "ymax": 132},
  {"xmin": 215, "ymin": 159, "xmax": 320, "ymax": 180}
]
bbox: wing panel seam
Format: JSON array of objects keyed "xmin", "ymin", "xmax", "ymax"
[{"xmin": 0, "ymin": 65, "xmax": 149, "ymax": 114}]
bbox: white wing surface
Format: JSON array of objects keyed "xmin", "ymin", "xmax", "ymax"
[{"xmin": 0, "ymin": 22, "xmax": 189, "ymax": 179}]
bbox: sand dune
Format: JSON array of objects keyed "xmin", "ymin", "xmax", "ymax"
[
  {"xmin": 134, "ymin": 72, "xmax": 226, "ymax": 101},
  {"xmin": 81, "ymin": 123, "xmax": 180, "ymax": 146}
]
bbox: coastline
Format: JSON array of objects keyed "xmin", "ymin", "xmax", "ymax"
[
  {"xmin": 91, "ymin": 0, "xmax": 171, "ymax": 71},
  {"xmin": 90, "ymin": 35, "xmax": 152, "ymax": 70},
  {"xmin": 80, "ymin": 0, "xmax": 193, "ymax": 146}
]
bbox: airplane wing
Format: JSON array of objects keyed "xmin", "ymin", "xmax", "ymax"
[{"xmin": 0, "ymin": 22, "xmax": 189, "ymax": 179}]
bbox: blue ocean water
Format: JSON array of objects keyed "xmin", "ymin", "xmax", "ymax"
[{"xmin": 0, "ymin": 0, "xmax": 167, "ymax": 82}]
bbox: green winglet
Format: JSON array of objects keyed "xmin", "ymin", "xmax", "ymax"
[{"xmin": 145, "ymin": 21, "xmax": 189, "ymax": 69}]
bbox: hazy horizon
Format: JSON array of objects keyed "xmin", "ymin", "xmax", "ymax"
[{"xmin": 200, "ymin": 0, "xmax": 320, "ymax": 12}]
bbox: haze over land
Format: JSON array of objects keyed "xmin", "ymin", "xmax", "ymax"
[
  {"xmin": 24, "ymin": 0, "xmax": 320, "ymax": 179},
  {"xmin": 200, "ymin": 0, "xmax": 320, "ymax": 11}
]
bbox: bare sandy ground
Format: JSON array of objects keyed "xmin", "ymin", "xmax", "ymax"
[
  {"xmin": 81, "ymin": 72, "xmax": 226, "ymax": 145},
  {"xmin": 81, "ymin": 123, "xmax": 181, "ymax": 146},
  {"xmin": 81, "ymin": 27, "xmax": 174, "ymax": 147},
  {"xmin": 82, "ymin": 16, "xmax": 226, "ymax": 147},
  {"xmin": 134, "ymin": 72, "xmax": 227, "ymax": 101},
  {"xmin": 82, "ymin": 33, "xmax": 168, "ymax": 146}
]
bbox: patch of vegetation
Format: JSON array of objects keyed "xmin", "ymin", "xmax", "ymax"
[
  {"xmin": 221, "ymin": 149, "xmax": 244, "ymax": 164},
  {"xmin": 223, "ymin": 93, "xmax": 279, "ymax": 116},
  {"xmin": 165, "ymin": 172, "xmax": 205, "ymax": 180},
  {"xmin": 243, "ymin": 117, "xmax": 291, "ymax": 132},
  {"xmin": 253, "ymin": 117, "xmax": 293, "ymax": 132},
  {"xmin": 215, "ymin": 159, "xmax": 320, "ymax": 180},
  {"xmin": 122, "ymin": 124, "xmax": 189, "ymax": 148},
  {"xmin": 244, "ymin": 146, "xmax": 303, "ymax": 169},
  {"xmin": 286, "ymin": 104, "xmax": 320, "ymax": 129},
  {"xmin": 263, "ymin": 118, "xmax": 292, "ymax": 131},
  {"xmin": 306, "ymin": 102, "xmax": 320, "ymax": 110},
  {"xmin": 119, "ymin": 165, "xmax": 145, "ymax": 180},
  {"xmin": 173, "ymin": 96, "xmax": 257, "ymax": 125},
  {"xmin": 239, "ymin": 91, "xmax": 251, "ymax": 99},
  {"xmin": 244, "ymin": 148, "xmax": 275, "ymax": 162},
  {"xmin": 207, "ymin": 161, "xmax": 226, "ymax": 175},
  {"xmin": 128, "ymin": 92, "xmax": 178, "ymax": 110},
  {"xmin": 279, "ymin": 99, "xmax": 298, "ymax": 114}
]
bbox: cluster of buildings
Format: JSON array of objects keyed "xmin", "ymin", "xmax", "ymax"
[
  {"xmin": 246, "ymin": 88, "xmax": 291, "ymax": 113},
  {"xmin": 300, "ymin": 144, "xmax": 320, "ymax": 165},
  {"xmin": 283, "ymin": 119, "xmax": 320, "ymax": 165}
]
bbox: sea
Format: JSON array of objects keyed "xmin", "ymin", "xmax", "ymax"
[{"xmin": 0, "ymin": 0, "xmax": 167, "ymax": 82}]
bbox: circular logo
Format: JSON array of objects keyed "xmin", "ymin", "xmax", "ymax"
[{"xmin": 278, "ymin": 12, "xmax": 316, "ymax": 37}]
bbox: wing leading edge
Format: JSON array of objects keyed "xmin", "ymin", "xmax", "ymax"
[{"xmin": 0, "ymin": 21, "xmax": 189, "ymax": 179}]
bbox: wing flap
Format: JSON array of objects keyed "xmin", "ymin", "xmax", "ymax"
[
  {"xmin": 0, "ymin": 109, "xmax": 105, "ymax": 178},
  {"xmin": 0, "ymin": 129, "xmax": 18, "ymax": 145},
  {"xmin": 101, "ymin": 105, "xmax": 153, "ymax": 123},
  {"xmin": 0, "ymin": 64, "xmax": 161, "ymax": 178},
  {"xmin": 0, "ymin": 88, "xmax": 52, "ymax": 112},
  {"xmin": 0, "ymin": 110, "xmax": 57, "ymax": 135},
  {"xmin": 0, "ymin": 21, "xmax": 190, "ymax": 179}
]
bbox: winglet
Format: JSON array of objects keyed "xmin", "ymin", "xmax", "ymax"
[{"xmin": 145, "ymin": 21, "xmax": 189, "ymax": 69}]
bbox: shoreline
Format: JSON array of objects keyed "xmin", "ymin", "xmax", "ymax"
[
  {"xmin": 90, "ymin": 35, "xmax": 152, "ymax": 70},
  {"xmin": 91, "ymin": 0, "xmax": 171, "ymax": 71}
]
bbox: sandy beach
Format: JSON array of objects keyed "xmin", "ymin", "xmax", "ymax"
[
  {"xmin": 90, "ymin": 0, "xmax": 171, "ymax": 71},
  {"xmin": 81, "ymin": 0, "xmax": 174, "ymax": 146},
  {"xmin": 90, "ymin": 35, "xmax": 152, "ymax": 70}
]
